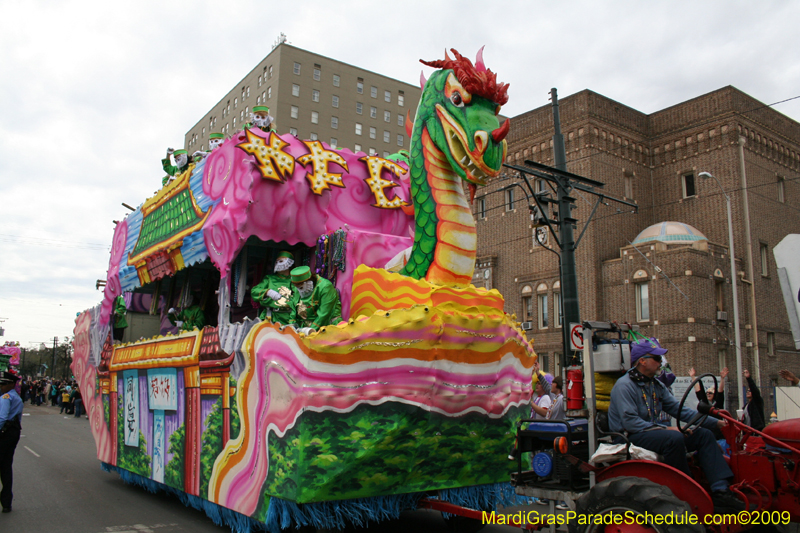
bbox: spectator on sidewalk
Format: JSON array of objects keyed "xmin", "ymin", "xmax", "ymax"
[{"xmin": 742, "ymin": 369, "xmax": 765, "ymax": 431}]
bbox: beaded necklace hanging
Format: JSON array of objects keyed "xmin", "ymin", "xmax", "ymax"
[{"xmin": 641, "ymin": 382, "xmax": 660, "ymax": 422}]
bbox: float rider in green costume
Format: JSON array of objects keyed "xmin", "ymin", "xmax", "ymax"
[
  {"xmin": 112, "ymin": 295, "xmax": 128, "ymax": 342},
  {"xmin": 251, "ymin": 251, "xmax": 298, "ymax": 326},
  {"xmin": 167, "ymin": 295, "xmax": 206, "ymax": 332},
  {"xmin": 192, "ymin": 132, "xmax": 224, "ymax": 162},
  {"xmin": 246, "ymin": 106, "xmax": 276, "ymax": 132},
  {"xmin": 290, "ymin": 266, "xmax": 342, "ymax": 331},
  {"xmin": 161, "ymin": 148, "xmax": 190, "ymax": 186}
]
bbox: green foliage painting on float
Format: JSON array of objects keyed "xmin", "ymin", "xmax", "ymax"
[
  {"xmin": 116, "ymin": 400, "xmax": 152, "ymax": 478},
  {"xmin": 258, "ymin": 402, "xmax": 527, "ymax": 506},
  {"xmin": 164, "ymin": 424, "xmax": 186, "ymax": 491},
  {"xmin": 200, "ymin": 379, "xmax": 241, "ymax": 497}
]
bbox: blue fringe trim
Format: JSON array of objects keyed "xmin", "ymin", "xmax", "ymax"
[{"xmin": 102, "ymin": 462, "xmax": 527, "ymax": 531}]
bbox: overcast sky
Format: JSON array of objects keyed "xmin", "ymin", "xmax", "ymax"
[{"xmin": 1, "ymin": 1, "xmax": 799, "ymax": 349}]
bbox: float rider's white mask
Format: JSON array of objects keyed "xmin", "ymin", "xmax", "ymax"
[
  {"xmin": 253, "ymin": 114, "xmax": 270, "ymax": 128},
  {"xmin": 298, "ymin": 280, "xmax": 314, "ymax": 298},
  {"xmin": 174, "ymin": 153, "xmax": 188, "ymax": 168},
  {"xmin": 209, "ymin": 138, "xmax": 224, "ymax": 150},
  {"xmin": 274, "ymin": 257, "xmax": 294, "ymax": 273}
]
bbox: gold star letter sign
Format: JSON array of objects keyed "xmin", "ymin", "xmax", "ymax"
[
  {"xmin": 296, "ymin": 141, "xmax": 350, "ymax": 195},
  {"xmin": 237, "ymin": 130, "xmax": 295, "ymax": 182},
  {"xmin": 362, "ymin": 156, "xmax": 409, "ymax": 209}
]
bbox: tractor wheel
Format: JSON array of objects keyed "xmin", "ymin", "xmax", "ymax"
[
  {"xmin": 442, "ymin": 513, "xmax": 486, "ymax": 533},
  {"xmin": 569, "ymin": 476, "xmax": 704, "ymax": 533}
]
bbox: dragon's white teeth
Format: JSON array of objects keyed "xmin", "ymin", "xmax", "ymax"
[{"xmin": 461, "ymin": 156, "xmax": 468, "ymax": 164}]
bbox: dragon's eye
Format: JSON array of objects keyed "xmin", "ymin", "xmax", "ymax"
[{"xmin": 450, "ymin": 92, "xmax": 464, "ymax": 107}]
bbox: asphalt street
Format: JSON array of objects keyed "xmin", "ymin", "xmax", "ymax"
[{"xmin": 1, "ymin": 402, "xmax": 544, "ymax": 533}]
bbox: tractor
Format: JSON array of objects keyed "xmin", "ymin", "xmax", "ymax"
[{"xmin": 512, "ymin": 321, "xmax": 800, "ymax": 532}]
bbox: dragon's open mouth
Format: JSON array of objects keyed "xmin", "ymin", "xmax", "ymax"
[{"xmin": 435, "ymin": 105, "xmax": 500, "ymax": 185}]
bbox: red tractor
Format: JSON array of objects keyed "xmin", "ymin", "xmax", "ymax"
[{"xmin": 512, "ymin": 323, "xmax": 800, "ymax": 532}]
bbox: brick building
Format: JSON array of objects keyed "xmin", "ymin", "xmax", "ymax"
[{"xmin": 473, "ymin": 86, "xmax": 800, "ymax": 409}]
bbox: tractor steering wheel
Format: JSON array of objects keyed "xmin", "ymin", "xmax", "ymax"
[{"xmin": 677, "ymin": 373, "xmax": 718, "ymax": 434}]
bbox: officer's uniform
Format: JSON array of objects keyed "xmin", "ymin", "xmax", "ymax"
[{"xmin": 0, "ymin": 371, "xmax": 23, "ymax": 512}]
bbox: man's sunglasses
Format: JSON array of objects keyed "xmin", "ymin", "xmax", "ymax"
[{"xmin": 641, "ymin": 354, "xmax": 663, "ymax": 363}]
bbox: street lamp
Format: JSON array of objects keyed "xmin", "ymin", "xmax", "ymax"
[{"xmin": 699, "ymin": 171, "xmax": 744, "ymax": 410}]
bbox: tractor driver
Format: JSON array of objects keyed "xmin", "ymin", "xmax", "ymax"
[{"xmin": 608, "ymin": 338, "xmax": 745, "ymax": 513}]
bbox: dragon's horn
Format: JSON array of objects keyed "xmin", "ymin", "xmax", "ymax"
[
  {"xmin": 492, "ymin": 119, "xmax": 510, "ymax": 143},
  {"xmin": 444, "ymin": 48, "xmax": 452, "ymax": 61},
  {"xmin": 419, "ymin": 71, "xmax": 427, "ymax": 89},
  {"xmin": 475, "ymin": 46, "xmax": 487, "ymax": 72},
  {"xmin": 405, "ymin": 111, "xmax": 413, "ymax": 137}
]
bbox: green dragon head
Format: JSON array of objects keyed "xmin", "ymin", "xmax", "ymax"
[{"xmin": 419, "ymin": 48, "xmax": 510, "ymax": 195}]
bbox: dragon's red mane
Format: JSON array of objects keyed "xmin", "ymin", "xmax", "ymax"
[{"xmin": 421, "ymin": 48, "xmax": 509, "ymax": 106}]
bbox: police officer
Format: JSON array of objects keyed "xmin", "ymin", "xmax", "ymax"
[{"xmin": 0, "ymin": 370, "xmax": 23, "ymax": 513}]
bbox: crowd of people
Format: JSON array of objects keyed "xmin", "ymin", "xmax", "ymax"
[{"xmin": 17, "ymin": 378, "xmax": 84, "ymax": 418}]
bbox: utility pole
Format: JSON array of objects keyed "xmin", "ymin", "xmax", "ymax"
[
  {"xmin": 551, "ymin": 89, "xmax": 581, "ymax": 372},
  {"xmin": 51, "ymin": 337, "xmax": 58, "ymax": 379}
]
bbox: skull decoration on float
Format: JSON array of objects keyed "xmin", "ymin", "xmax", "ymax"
[{"xmin": 72, "ymin": 48, "xmax": 536, "ymax": 532}]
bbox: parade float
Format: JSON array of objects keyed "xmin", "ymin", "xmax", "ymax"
[
  {"xmin": 0, "ymin": 342, "xmax": 21, "ymax": 374},
  {"xmin": 72, "ymin": 48, "xmax": 536, "ymax": 532}
]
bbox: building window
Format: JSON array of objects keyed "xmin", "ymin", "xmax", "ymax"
[
  {"xmin": 289, "ymin": 127, "xmax": 297, "ymax": 136},
  {"xmin": 292, "ymin": 84, "xmax": 300, "ymax": 97},
  {"xmin": 369, "ymin": 127, "xmax": 376, "ymax": 139},
  {"xmin": 331, "ymin": 116, "xmax": 338, "ymax": 129},
  {"xmin": 635, "ymin": 282, "xmax": 650, "ymax": 321},
  {"xmin": 333, "ymin": 74, "xmax": 340, "ymax": 87},
  {"xmin": 354, "ymin": 143, "xmax": 361, "ymax": 152},
  {"xmin": 478, "ymin": 197, "xmax": 486, "ymax": 219},
  {"xmin": 262, "ymin": 91, "xmax": 266, "ymax": 101},
  {"xmin": 258, "ymin": 75, "xmax": 262, "ymax": 87},
  {"xmin": 355, "ymin": 123, "xmax": 362, "ymax": 135},
  {"xmin": 256, "ymin": 96, "xmax": 261, "ymax": 104},
  {"xmin": 778, "ymin": 176, "xmax": 786, "ymax": 203},
  {"xmin": 554, "ymin": 292, "xmax": 562, "ymax": 328},
  {"xmin": 715, "ymin": 281, "xmax": 725, "ymax": 312},
  {"xmin": 313, "ymin": 68, "xmax": 320, "ymax": 81},
  {"xmin": 312, "ymin": 89, "xmax": 319, "ymax": 102},
  {"xmin": 370, "ymin": 106, "xmax": 377, "ymax": 119},
  {"xmin": 311, "ymin": 111, "xmax": 319, "ymax": 124},
  {"xmin": 624, "ymin": 173, "xmax": 634, "ymax": 199},
  {"xmin": 267, "ymin": 87, "xmax": 272, "ymax": 99},
  {"xmin": 761, "ymin": 243, "xmax": 769, "ymax": 276},
  {"xmin": 370, "ymin": 86, "xmax": 377, "ymax": 98},
  {"xmin": 234, "ymin": 97, "xmax": 238, "ymax": 108},
  {"xmin": 384, "ymin": 110, "xmax": 390, "ymax": 123},
  {"xmin": 369, "ymin": 148, "xmax": 377, "ymax": 156},
  {"xmin": 681, "ymin": 172, "xmax": 696, "ymax": 198},
  {"xmin": 241, "ymin": 88, "xmax": 245, "ymax": 99},
  {"xmin": 356, "ymin": 102, "xmax": 363, "ymax": 115},
  {"xmin": 293, "ymin": 62, "xmax": 301, "ymax": 75},
  {"xmin": 268, "ymin": 65, "xmax": 273, "ymax": 78},
  {"xmin": 397, "ymin": 134, "xmax": 404, "ymax": 147},
  {"xmin": 384, "ymin": 90, "xmax": 391, "ymax": 102},
  {"xmin": 522, "ymin": 295, "xmax": 533, "ymax": 321},
  {"xmin": 332, "ymin": 95, "xmax": 339, "ymax": 108},
  {"xmin": 538, "ymin": 293, "xmax": 549, "ymax": 329},
  {"xmin": 357, "ymin": 79, "xmax": 364, "ymax": 94},
  {"xmin": 397, "ymin": 114, "xmax": 404, "ymax": 127},
  {"xmin": 767, "ymin": 331, "xmax": 776, "ymax": 356},
  {"xmin": 290, "ymin": 106, "xmax": 299, "ymax": 119},
  {"xmin": 246, "ymin": 87, "xmax": 250, "ymax": 98},
  {"xmin": 398, "ymin": 93, "xmax": 404, "ymax": 106},
  {"xmin": 383, "ymin": 130, "xmax": 390, "ymax": 143},
  {"xmin": 505, "ymin": 188, "xmax": 515, "ymax": 211},
  {"xmin": 310, "ymin": 132, "xmax": 318, "ymax": 141},
  {"xmin": 536, "ymin": 179, "xmax": 546, "ymax": 193},
  {"xmin": 240, "ymin": 110, "xmax": 244, "ymax": 120},
  {"xmin": 330, "ymin": 138, "xmax": 337, "ymax": 148},
  {"xmin": 232, "ymin": 117, "xmax": 236, "ymax": 127}
]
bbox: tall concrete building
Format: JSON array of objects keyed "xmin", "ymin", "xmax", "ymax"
[
  {"xmin": 184, "ymin": 43, "xmax": 420, "ymax": 157},
  {"xmin": 472, "ymin": 87, "xmax": 800, "ymax": 411}
]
